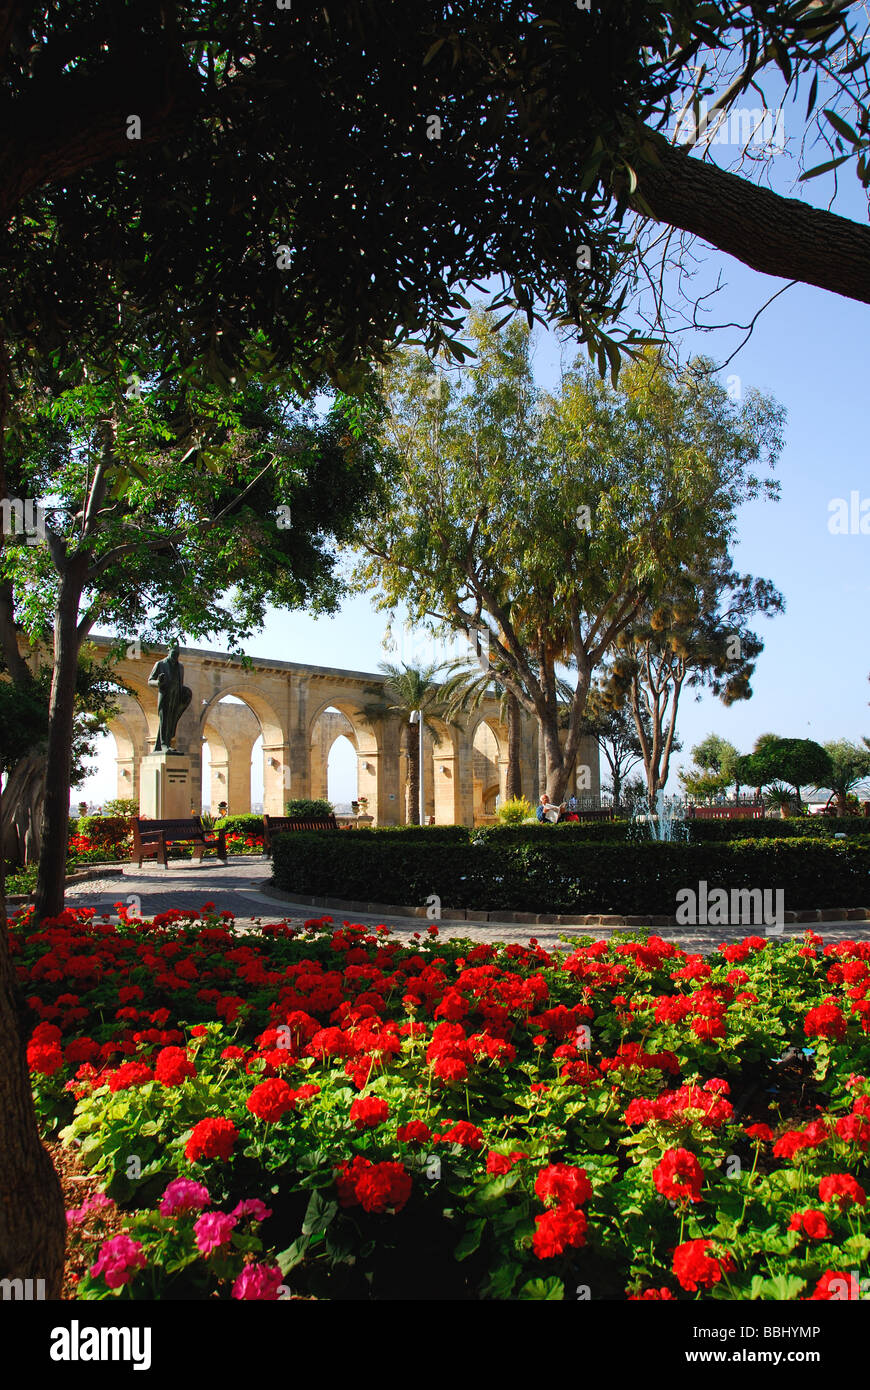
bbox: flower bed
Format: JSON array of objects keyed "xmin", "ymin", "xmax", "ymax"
[{"xmin": 12, "ymin": 904, "xmax": 870, "ymax": 1301}]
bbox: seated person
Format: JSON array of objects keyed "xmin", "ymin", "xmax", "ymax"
[{"xmin": 537, "ymin": 792, "xmax": 567, "ymax": 823}]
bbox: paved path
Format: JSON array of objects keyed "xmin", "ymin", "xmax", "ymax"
[{"xmin": 59, "ymin": 857, "xmax": 870, "ymax": 957}]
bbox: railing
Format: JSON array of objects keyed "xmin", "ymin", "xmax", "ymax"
[{"xmin": 684, "ymin": 803, "xmax": 765, "ymax": 820}]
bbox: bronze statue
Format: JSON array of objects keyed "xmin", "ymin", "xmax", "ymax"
[{"xmin": 147, "ymin": 645, "xmax": 192, "ymax": 753}]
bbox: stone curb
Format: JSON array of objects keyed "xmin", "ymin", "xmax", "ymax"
[{"xmin": 258, "ymin": 884, "xmax": 870, "ymax": 928}]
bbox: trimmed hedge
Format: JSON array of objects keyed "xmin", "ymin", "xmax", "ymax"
[
  {"xmin": 686, "ymin": 816, "xmax": 870, "ymax": 842},
  {"xmin": 214, "ymin": 814, "xmax": 265, "ymax": 838},
  {"xmin": 358, "ymin": 819, "xmax": 870, "ymax": 846},
  {"xmin": 271, "ymin": 829, "xmax": 870, "ymax": 916}
]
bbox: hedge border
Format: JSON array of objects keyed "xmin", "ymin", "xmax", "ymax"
[{"xmin": 260, "ymin": 882, "xmax": 870, "ymax": 928}]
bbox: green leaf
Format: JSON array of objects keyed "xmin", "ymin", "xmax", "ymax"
[
  {"xmin": 455, "ymin": 1218, "xmax": 486, "ymax": 1260},
  {"xmin": 824, "ymin": 108, "xmax": 860, "ymax": 144},
  {"xmin": 518, "ymin": 1276, "xmax": 565, "ymax": 1300},
  {"xmin": 277, "ymin": 1237, "xmax": 308, "ymax": 1274}
]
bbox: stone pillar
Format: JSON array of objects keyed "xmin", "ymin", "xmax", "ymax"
[
  {"xmin": 116, "ymin": 748, "xmax": 142, "ymax": 805},
  {"xmin": 376, "ymin": 717, "xmax": 403, "ymax": 825},
  {"xmin": 433, "ymin": 739, "xmax": 462, "ymax": 823},
  {"xmin": 454, "ymin": 726, "xmax": 475, "ymax": 826},
  {"xmin": 262, "ymin": 744, "xmax": 292, "ymax": 816},
  {"xmin": 288, "ymin": 675, "xmax": 311, "ymax": 802}
]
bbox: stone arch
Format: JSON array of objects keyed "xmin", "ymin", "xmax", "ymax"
[
  {"xmin": 307, "ymin": 695, "xmax": 382, "ymax": 820},
  {"xmin": 105, "ymin": 692, "xmax": 151, "ymax": 805},
  {"xmin": 468, "ymin": 713, "xmax": 509, "ymax": 823},
  {"xmin": 426, "ymin": 717, "xmax": 463, "ymax": 825},
  {"xmin": 309, "ymin": 707, "xmax": 360, "ymax": 805},
  {"xmin": 199, "ymin": 685, "xmax": 288, "ymax": 815}
]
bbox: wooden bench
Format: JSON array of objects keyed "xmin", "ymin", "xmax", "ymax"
[
  {"xmin": 686, "ymin": 804, "xmax": 765, "ymax": 820},
  {"xmin": 132, "ymin": 818, "xmax": 227, "ymax": 868},
  {"xmin": 262, "ymin": 814, "xmax": 338, "ymax": 856}
]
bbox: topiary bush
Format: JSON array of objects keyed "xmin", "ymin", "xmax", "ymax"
[
  {"xmin": 214, "ymin": 814, "xmax": 266, "ymax": 838},
  {"xmin": 283, "ymin": 798, "xmax": 334, "ymax": 818}
]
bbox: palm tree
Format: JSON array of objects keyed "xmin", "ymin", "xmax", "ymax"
[
  {"xmin": 438, "ymin": 659, "xmax": 524, "ymax": 801},
  {"xmin": 368, "ymin": 662, "xmax": 447, "ymax": 824}
]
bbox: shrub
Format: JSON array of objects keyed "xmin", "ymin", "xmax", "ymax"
[
  {"xmin": 214, "ymin": 814, "xmax": 265, "ymax": 838},
  {"xmin": 283, "ymin": 798, "xmax": 333, "ymax": 818},
  {"xmin": 102, "ymin": 798, "xmax": 140, "ymax": 818},
  {"xmin": 497, "ymin": 796, "xmax": 534, "ymax": 825},
  {"xmin": 271, "ymin": 829, "xmax": 870, "ymax": 915},
  {"xmin": 77, "ymin": 815, "xmax": 133, "ymax": 850}
]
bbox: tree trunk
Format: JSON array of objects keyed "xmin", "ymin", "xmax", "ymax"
[
  {"xmin": 541, "ymin": 712, "xmax": 571, "ymax": 803},
  {"xmin": 629, "ymin": 125, "xmax": 870, "ymax": 305},
  {"xmin": 612, "ymin": 769, "xmax": 622, "ymax": 810},
  {"xmin": 33, "ymin": 566, "xmax": 85, "ymax": 923},
  {"xmin": 836, "ymin": 789, "xmax": 848, "ymax": 816},
  {"xmin": 505, "ymin": 691, "xmax": 522, "ymax": 801},
  {"xmin": 1, "ymin": 751, "xmax": 48, "ymax": 867},
  {"xmin": 536, "ymin": 728, "xmax": 546, "ymax": 802},
  {"xmin": 405, "ymin": 722, "xmax": 420, "ymax": 826},
  {"xmin": 0, "ymin": 892, "xmax": 67, "ymax": 1295}
]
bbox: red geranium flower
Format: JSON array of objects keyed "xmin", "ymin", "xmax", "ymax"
[
  {"xmin": 397, "ymin": 1121, "xmax": 431, "ymax": 1144},
  {"xmin": 246, "ymin": 1078, "xmax": 295, "ymax": 1124},
  {"xmin": 435, "ymin": 1121, "xmax": 484, "ymax": 1150},
  {"xmin": 819, "ymin": 1173, "xmax": 867, "ymax": 1208},
  {"xmin": 350, "ymin": 1096, "xmax": 390, "ymax": 1130},
  {"xmin": 745, "ymin": 1123, "xmax": 774, "ymax": 1142},
  {"xmin": 27, "ymin": 1040, "xmax": 64, "ymax": 1076},
  {"xmin": 154, "ymin": 1046, "xmax": 196, "ymax": 1087},
  {"xmin": 185, "ymin": 1117, "xmax": 238, "ymax": 1163},
  {"xmin": 804, "ymin": 1003, "xmax": 847, "ymax": 1042},
  {"xmin": 788, "ymin": 1210, "xmax": 831, "ymax": 1240},
  {"xmin": 809, "ymin": 1270, "xmax": 861, "ymax": 1300},
  {"xmin": 106, "ymin": 1061, "xmax": 154, "ymax": 1093},
  {"xmin": 653, "ymin": 1149, "xmax": 704, "ymax": 1204},
  {"xmin": 486, "ymin": 1151, "xmax": 527, "ymax": 1175},
  {"xmin": 534, "ymin": 1164, "xmax": 592, "ymax": 1209},
  {"xmin": 836, "ymin": 1114, "xmax": 870, "ymax": 1147},
  {"xmin": 672, "ymin": 1239, "xmax": 735, "ymax": 1291},
  {"xmin": 532, "ymin": 1206, "xmax": 587, "ymax": 1258},
  {"xmin": 335, "ymin": 1156, "xmax": 412, "ymax": 1213}
]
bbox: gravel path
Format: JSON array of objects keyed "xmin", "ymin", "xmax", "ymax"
[{"xmin": 59, "ymin": 857, "xmax": 870, "ymax": 956}]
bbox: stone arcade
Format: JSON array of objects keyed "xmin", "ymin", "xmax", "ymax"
[{"xmin": 95, "ymin": 637, "xmax": 600, "ymax": 826}]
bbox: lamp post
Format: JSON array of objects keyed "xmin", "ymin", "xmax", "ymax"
[{"xmin": 409, "ymin": 710, "xmax": 425, "ymax": 825}]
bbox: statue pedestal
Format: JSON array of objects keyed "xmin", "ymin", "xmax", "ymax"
[{"xmin": 140, "ymin": 754, "xmax": 193, "ymax": 820}]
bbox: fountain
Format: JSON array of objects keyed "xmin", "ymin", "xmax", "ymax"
[{"xmin": 629, "ymin": 789, "xmax": 690, "ymax": 843}]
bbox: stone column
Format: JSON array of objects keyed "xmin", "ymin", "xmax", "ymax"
[
  {"xmin": 288, "ymin": 674, "xmax": 311, "ymax": 802},
  {"xmin": 376, "ymin": 717, "xmax": 403, "ymax": 825},
  {"xmin": 262, "ymin": 744, "xmax": 292, "ymax": 816}
]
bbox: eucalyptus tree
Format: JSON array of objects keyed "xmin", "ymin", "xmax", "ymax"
[
  {"xmin": 602, "ymin": 557, "xmax": 784, "ymax": 802},
  {"xmin": 358, "ymin": 313, "xmax": 785, "ymax": 803}
]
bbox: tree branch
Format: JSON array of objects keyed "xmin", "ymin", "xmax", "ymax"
[{"xmin": 629, "ymin": 125, "xmax": 870, "ymax": 304}]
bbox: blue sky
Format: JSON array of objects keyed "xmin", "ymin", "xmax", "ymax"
[{"xmin": 78, "ymin": 80, "xmax": 870, "ymax": 807}]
